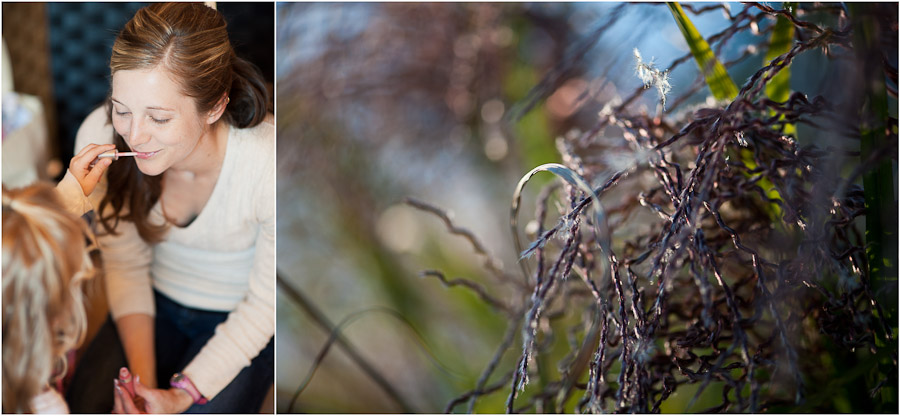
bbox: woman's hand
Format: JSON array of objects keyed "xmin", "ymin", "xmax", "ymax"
[
  {"xmin": 112, "ymin": 378, "xmax": 145, "ymax": 414},
  {"xmin": 69, "ymin": 143, "xmax": 116, "ymax": 196},
  {"xmin": 113, "ymin": 376, "xmax": 194, "ymax": 414}
]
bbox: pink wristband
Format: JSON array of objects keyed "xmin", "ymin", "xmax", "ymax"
[{"xmin": 169, "ymin": 373, "xmax": 209, "ymax": 405}]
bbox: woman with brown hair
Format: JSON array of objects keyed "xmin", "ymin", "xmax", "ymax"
[{"xmin": 65, "ymin": 3, "xmax": 274, "ymax": 413}]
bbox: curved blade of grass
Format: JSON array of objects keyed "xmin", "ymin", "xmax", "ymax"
[
  {"xmin": 287, "ymin": 305, "xmax": 465, "ymax": 412},
  {"xmin": 510, "ymin": 163, "xmax": 610, "ymax": 282},
  {"xmin": 277, "ymin": 273, "xmax": 416, "ymax": 413},
  {"xmin": 667, "ymin": 2, "xmax": 738, "ymax": 101}
]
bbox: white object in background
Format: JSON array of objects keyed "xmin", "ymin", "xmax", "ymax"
[
  {"xmin": 2, "ymin": 93, "xmax": 48, "ymax": 188},
  {"xmin": 3, "ymin": 92, "xmax": 33, "ymax": 136}
]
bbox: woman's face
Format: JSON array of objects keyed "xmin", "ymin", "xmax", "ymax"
[{"xmin": 110, "ymin": 66, "xmax": 211, "ymax": 176}]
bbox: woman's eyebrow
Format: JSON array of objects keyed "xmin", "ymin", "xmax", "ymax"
[{"xmin": 110, "ymin": 98, "xmax": 175, "ymax": 112}]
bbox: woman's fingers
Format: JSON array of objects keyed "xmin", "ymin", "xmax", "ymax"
[
  {"xmin": 113, "ymin": 380, "xmax": 125, "ymax": 414},
  {"xmin": 85, "ymin": 156, "xmax": 113, "ymax": 184},
  {"xmin": 78, "ymin": 142, "xmax": 116, "ymax": 158},
  {"xmin": 115, "ymin": 379, "xmax": 145, "ymax": 414},
  {"xmin": 132, "ymin": 375, "xmax": 148, "ymax": 398},
  {"xmin": 131, "ymin": 376, "xmax": 151, "ymax": 413},
  {"xmin": 72, "ymin": 143, "xmax": 116, "ymax": 170},
  {"xmin": 69, "ymin": 143, "xmax": 116, "ymax": 196},
  {"xmin": 120, "ymin": 393, "xmax": 143, "ymax": 414}
]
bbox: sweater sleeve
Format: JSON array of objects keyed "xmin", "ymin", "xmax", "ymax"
[
  {"xmin": 181, "ymin": 123, "xmax": 275, "ymax": 398},
  {"xmin": 100, "ymin": 219, "xmax": 156, "ymax": 319},
  {"xmin": 31, "ymin": 387, "xmax": 69, "ymax": 414},
  {"xmin": 74, "ymin": 105, "xmax": 156, "ymax": 319},
  {"xmin": 54, "ymin": 170, "xmax": 91, "ymax": 216},
  {"xmin": 58, "ymin": 104, "xmax": 110, "ymax": 217}
]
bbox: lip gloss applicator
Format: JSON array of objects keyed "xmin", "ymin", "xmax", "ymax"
[
  {"xmin": 92, "ymin": 149, "xmax": 156, "ymax": 166},
  {"xmin": 97, "ymin": 150, "xmax": 140, "ymax": 160}
]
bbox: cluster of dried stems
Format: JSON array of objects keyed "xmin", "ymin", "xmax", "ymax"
[{"xmin": 409, "ymin": 3, "xmax": 897, "ymax": 413}]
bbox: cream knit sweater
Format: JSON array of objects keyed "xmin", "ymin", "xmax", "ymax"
[{"xmin": 74, "ymin": 106, "xmax": 275, "ymax": 399}]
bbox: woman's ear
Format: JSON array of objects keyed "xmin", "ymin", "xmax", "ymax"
[{"xmin": 207, "ymin": 94, "xmax": 229, "ymax": 124}]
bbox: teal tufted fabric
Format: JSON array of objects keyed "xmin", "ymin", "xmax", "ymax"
[{"xmin": 46, "ymin": 2, "xmax": 147, "ymax": 172}]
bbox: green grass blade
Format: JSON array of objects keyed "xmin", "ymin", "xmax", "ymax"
[
  {"xmin": 764, "ymin": 3, "xmax": 795, "ymax": 104},
  {"xmin": 752, "ymin": 2, "xmax": 797, "ymax": 221},
  {"xmin": 667, "ymin": 2, "xmax": 738, "ymax": 100},
  {"xmin": 668, "ymin": 2, "xmax": 782, "ymax": 221},
  {"xmin": 849, "ymin": 4, "xmax": 899, "ymax": 412},
  {"xmin": 850, "ymin": 4, "xmax": 898, "ymax": 295}
]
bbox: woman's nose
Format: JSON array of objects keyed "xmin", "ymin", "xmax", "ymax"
[{"xmin": 128, "ymin": 118, "xmax": 150, "ymax": 146}]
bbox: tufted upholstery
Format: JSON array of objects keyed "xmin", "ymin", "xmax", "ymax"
[{"xmin": 46, "ymin": 2, "xmax": 147, "ymax": 170}]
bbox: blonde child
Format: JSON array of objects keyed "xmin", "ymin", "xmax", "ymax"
[{"xmin": 2, "ymin": 143, "xmax": 115, "ymax": 413}]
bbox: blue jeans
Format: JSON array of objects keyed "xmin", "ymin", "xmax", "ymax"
[{"xmin": 66, "ymin": 291, "xmax": 274, "ymax": 413}]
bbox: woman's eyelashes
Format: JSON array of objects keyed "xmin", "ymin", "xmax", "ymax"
[{"xmin": 113, "ymin": 110, "xmax": 170, "ymax": 125}]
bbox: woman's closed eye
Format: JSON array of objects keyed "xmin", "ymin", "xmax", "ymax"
[{"xmin": 150, "ymin": 116, "xmax": 171, "ymax": 124}]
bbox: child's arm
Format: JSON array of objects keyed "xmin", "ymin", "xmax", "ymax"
[{"xmin": 55, "ymin": 143, "xmax": 116, "ymax": 216}]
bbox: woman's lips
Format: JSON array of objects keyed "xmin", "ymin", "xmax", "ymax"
[{"xmin": 135, "ymin": 150, "xmax": 160, "ymax": 159}]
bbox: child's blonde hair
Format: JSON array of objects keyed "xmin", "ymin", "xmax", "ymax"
[{"xmin": 2, "ymin": 183, "xmax": 96, "ymax": 413}]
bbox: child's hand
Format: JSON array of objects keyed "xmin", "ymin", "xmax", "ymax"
[{"xmin": 69, "ymin": 143, "xmax": 116, "ymax": 196}]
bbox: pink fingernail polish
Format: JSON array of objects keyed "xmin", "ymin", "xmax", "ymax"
[{"xmin": 118, "ymin": 368, "xmax": 135, "ymax": 397}]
